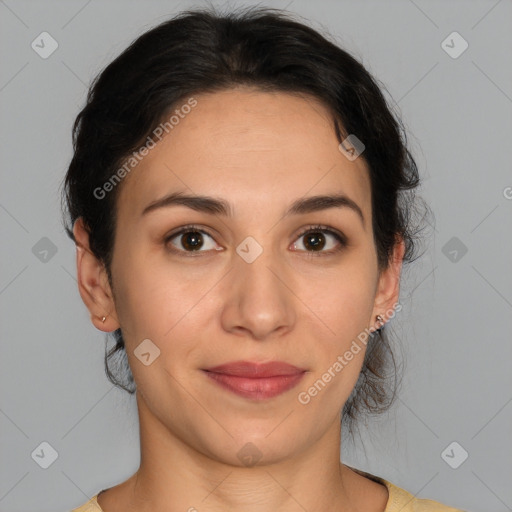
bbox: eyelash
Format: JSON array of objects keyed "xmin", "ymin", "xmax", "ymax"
[{"xmin": 164, "ymin": 224, "xmax": 347, "ymax": 258}]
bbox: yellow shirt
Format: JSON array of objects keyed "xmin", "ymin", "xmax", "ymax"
[{"xmin": 71, "ymin": 472, "xmax": 465, "ymax": 511}]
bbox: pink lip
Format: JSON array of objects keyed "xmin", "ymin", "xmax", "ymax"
[{"xmin": 202, "ymin": 361, "xmax": 307, "ymax": 400}]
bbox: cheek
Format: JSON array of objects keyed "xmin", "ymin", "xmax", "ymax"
[
  {"xmin": 300, "ymin": 260, "xmax": 377, "ymax": 338},
  {"xmin": 109, "ymin": 244, "xmax": 163, "ymax": 340},
  {"xmin": 111, "ymin": 250, "xmax": 212, "ymax": 346},
  {"xmin": 294, "ymin": 257, "xmax": 377, "ymax": 397}
]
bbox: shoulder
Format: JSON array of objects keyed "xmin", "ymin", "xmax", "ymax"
[
  {"xmin": 72, "ymin": 475, "xmax": 466, "ymax": 512},
  {"xmin": 70, "ymin": 494, "xmax": 102, "ymax": 512},
  {"xmin": 384, "ymin": 479, "xmax": 465, "ymax": 511},
  {"xmin": 347, "ymin": 466, "xmax": 465, "ymax": 512}
]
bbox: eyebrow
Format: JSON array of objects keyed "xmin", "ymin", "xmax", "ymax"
[{"xmin": 141, "ymin": 191, "xmax": 365, "ymax": 227}]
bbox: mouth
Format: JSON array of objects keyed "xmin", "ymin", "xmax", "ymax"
[{"xmin": 201, "ymin": 360, "xmax": 307, "ymax": 400}]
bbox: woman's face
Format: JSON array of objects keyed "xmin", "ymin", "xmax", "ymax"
[{"xmin": 76, "ymin": 87, "xmax": 402, "ymax": 466}]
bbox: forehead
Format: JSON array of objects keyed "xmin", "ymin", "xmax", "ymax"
[{"xmin": 117, "ymin": 88, "xmax": 371, "ymax": 220}]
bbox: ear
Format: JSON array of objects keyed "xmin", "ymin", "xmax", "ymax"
[
  {"xmin": 73, "ymin": 217, "xmax": 120, "ymax": 332},
  {"xmin": 370, "ymin": 235, "xmax": 405, "ymax": 330}
]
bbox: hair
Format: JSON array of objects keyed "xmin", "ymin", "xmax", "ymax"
[{"xmin": 61, "ymin": 5, "xmax": 430, "ymax": 432}]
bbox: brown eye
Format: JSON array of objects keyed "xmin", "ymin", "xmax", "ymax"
[
  {"xmin": 291, "ymin": 225, "xmax": 347, "ymax": 255},
  {"xmin": 179, "ymin": 231, "xmax": 204, "ymax": 251},
  {"xmin": 302, "ymin": 231, "xmax": 327, "ymax": 251},
  {"xmin": 165, "ymin": 226, "xmax": 219, "ymax": 254}
]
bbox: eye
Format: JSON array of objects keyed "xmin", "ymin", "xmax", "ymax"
[
  {"xmin": 165, "ymin": 225, "xmax": 221, "ymax": 255},
  {"xmin": 291, "ymin": 224, "xmax": 347, "ymax": 256},
  {"xmin": 164, "ymin": 223, "xmax": 347, "ymax": 257}
]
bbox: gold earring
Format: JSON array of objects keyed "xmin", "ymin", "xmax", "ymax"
[{"xmin": 376, "ymin": 314, "xmax": 384, "ymax": 327}]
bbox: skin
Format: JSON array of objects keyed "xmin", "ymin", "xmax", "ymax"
[{"xmin": 74, "ymin": 87, "xmax": 405, "ymax": 512}]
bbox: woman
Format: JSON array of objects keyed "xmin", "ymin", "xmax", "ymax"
[{"xmin": 64, "ymin": 6, "xmax": 464, "ymax": 511}]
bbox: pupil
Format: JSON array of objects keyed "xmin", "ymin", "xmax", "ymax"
[
  {"xmin": 183, "ymin": 231, "xmax": 203, "ymax": 251},
  {"xmin": 305, "ymin": 232, "xmax": 325, "ymax": 251}
]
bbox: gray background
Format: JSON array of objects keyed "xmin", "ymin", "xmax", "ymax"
[{"xmin": 1, "ymin": 0, "xmax": 511, "ymax": 511}]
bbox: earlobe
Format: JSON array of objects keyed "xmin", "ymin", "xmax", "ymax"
[{"xmin": 73, "ymin": 218, "xmax": 120, "ymax": 332}]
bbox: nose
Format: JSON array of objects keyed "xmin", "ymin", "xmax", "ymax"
[{"xmin": 220, "ymin": 244, "xmax": 296, "ymax": 341}]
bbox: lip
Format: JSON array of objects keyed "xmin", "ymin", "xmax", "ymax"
[
  {"xmin": 204, "ymin": 360, "xmax": 306, "ymax": 377},
  {"xmin": 202, "ymin": 361, "xmax": 307, "ymax": 400}
]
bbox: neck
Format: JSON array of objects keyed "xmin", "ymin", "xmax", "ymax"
[{"xmin": 99, "ymin": 390, "xmax": 387, "ymax": 512}]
